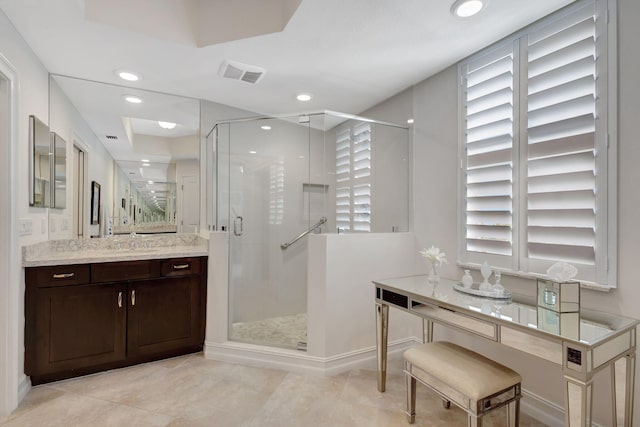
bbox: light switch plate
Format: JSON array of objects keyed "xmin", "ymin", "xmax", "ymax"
[{"xmin": 19, "ymin": 218, "xmax": 33, "ymax": 236}]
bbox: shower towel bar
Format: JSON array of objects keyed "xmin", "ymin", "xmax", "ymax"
[{"xmin": 281, "ymin": 217, "xmax": 327, "ymax": 250}]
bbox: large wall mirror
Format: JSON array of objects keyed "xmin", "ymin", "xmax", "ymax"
[{"xmin": 49, "ymin": 74, "xmax": 200, "ymax": 237}]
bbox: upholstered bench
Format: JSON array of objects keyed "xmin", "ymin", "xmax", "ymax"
[{"xmin": 404, "ymin": 341, "xmax": 521, "ymax": 427}]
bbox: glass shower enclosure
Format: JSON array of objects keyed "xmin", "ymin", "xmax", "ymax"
[{"xmin": 210, "ymin": 112, "xmax": 408, "ymax": 350}]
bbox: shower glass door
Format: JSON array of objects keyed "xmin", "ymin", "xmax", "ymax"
[{"xmin": 220, "ymin": 115, "xmax": 327, "ymax": 350}]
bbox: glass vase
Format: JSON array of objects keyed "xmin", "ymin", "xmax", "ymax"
[{"xmin": 427, "ymin": 261, "xmax": 440, "ymax": 284}]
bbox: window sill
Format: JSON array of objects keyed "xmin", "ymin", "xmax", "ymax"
[{"xmin": 456, "ymin": 261, "xmax": 614, "ymax": 293}]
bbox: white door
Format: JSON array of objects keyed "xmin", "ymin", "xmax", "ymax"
[{"xmin": 180, "ymin": 175, "xmax": 199, "ymax": 233}]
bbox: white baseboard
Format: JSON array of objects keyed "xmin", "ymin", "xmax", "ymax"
[
  {"xmin": 521, "ymin": 389, "xmax": 565, "ymax": 427},
  {"xmin": 204, "ymin": 337, "xmax": 417, "ymax": 376},
  {"xmin": 520, "ymin": 388, "xmax": 606, "ymax": 427},
  {"xmin": 17, "ymin": 375, "xmax": 30, "ymax": 403}
]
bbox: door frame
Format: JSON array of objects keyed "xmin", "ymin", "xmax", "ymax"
[{"xmin": 0, "ymin": 52, "xmax": 21, "ymax": 416}]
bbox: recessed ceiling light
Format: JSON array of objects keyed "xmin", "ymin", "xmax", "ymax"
[
  {"xmin": 141, "ymin": 158, "xmax": 150, "ymax": 162},
  {"xmin": 407, "ymin": 118, "xmax": 415, "ymax": 124},
  {"xmin": 296, "ymin": 93, "xmax": 312, "ymax": 102},
  {"xmin": 249, "ymin": 150, "xmax": 257, "ymax": 154},
  {"xmin": 158, "ymin": 121, "xmax": 176, "ymax": 129},
  {"xmin": 151, "ymin": 190, "xmax": 155, "ymax": 193},
  {"xmin": 116, "ymin": 70, "xmax": 140, "ymax": 82},
  {"xmin": 451, "ymin": 0, "xmax": 486, "ymax": 17},
  {"xmin": 148, "ymin": 180, "xmax": 154, "ymax": 184},
  {"xmin": 261, "ymin": 125, "xmax": 272, "ymax": 130},
  {"xmin": 124, "ymin": 95, "xmax": 143, "ymax": 104}
]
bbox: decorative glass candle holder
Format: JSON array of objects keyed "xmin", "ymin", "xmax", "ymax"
[{"xmin": 536, "ymin": 279, "xmax": 580, "ymax": 339}]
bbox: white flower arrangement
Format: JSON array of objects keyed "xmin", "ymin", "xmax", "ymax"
[{"xmin": 419, "ymin": 246, "xmax": 448, "ymax": 266}]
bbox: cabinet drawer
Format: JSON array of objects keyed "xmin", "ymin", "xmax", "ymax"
[
  {"xmin": 27, "ymin": 264, "xmax": 91, "ymax": 287},
  {"xmin": 92, "ymin": 260, "xmax": 160, "ymax": 283},
  {"xmin": 411, "ymin": 303, "xmax": 498, "ymax": 341},
  {"xmin": 161, "ymin": 258, "xmax": 201, "ymax": 277}
]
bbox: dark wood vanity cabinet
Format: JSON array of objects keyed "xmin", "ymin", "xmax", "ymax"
[{"xmin": 25, "ymin": 256, "xmax": 207, "ymax": 385}]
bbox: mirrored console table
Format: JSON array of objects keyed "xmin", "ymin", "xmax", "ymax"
[{"xmin": 373, "ymin": 275, "xmax": 638, "ymax": 427}]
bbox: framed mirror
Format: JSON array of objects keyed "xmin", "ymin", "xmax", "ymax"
[
  {"xmin": 90, "ymin": 181, "xmax": 100, "ymax": 225},
  {"xmin": 28, "ymin": 115, "xmax": 51, "ymax": 207},
  {"xmin": 51, "ymin": 132, "xmax": 67, "ymax": 209}
]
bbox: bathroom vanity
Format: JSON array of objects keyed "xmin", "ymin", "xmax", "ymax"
[{"xmin": 23, "ymin": 235, "xmax": 208, "ymax": 385}]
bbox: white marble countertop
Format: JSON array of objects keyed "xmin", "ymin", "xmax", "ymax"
[{"xmin": 23, "ymin": 234, "xmax": 209, "ymax": 267}]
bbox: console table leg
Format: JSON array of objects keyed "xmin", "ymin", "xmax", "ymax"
[
  {"xmin": 564, "ymin": 376, "xmax": 593, "ymax": 427},
  {"xmin": 376, "ymin": 302, "xmax": 389, "ymax": 392},
  {"xmin": 612, "ymin": 353, "xmax": 636, "ymax": 427},
  {"xmin": 423, "ymin": 319, "xmax": 434, "ymax": 343}
]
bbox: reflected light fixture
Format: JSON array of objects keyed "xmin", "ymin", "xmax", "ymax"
[
  {"xmin": 116, "ymin": 70, "xmax": 140, "ymax": 82},
  {"xmin": 148, "ymin": 180, "xmax": 154, "ymax": 184},
  {"xmin": 296, "ymin": 93, "xmax": 312, "ymax": 102},
  {"xmin": 407, "ymin": 118, "xmax": 415, "ymax": 124},
  {"xmin": 124, "ymin": 95, "xmax": 143, "ymax": 104},
  {"xmin": 249, "ymin": 150, "xmax": 257, "ymax": 154},
  {"xmin": 261, "ymin": 125, "xmax": 272, "ymax": 130},
  {"xmin": 158, "ymin": 121, "xmax": 176, "ymax": 129},
  {"xmin": 451, "ymin": 0, "xmax": 486, "ymax": 17}
]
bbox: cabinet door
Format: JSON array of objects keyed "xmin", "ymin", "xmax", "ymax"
[
  {"xmin": 31, "ymin": 283, "xmax": 127, "ymax": 376},
  {"xmin": 127, "ymin": 276, "xmax": 202, "ymax": 357}
]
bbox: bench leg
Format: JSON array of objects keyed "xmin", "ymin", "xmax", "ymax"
[
  {"xmin": 507, "ymin": 399, "xmax": 520, "ymax": 427},
  {"xmin": 468, "ymin": 414, "xmax": 482, "ymax": 427},
  {"xmin": 406, "ymin": 373, "xmax": 416, "ymax": 423}
]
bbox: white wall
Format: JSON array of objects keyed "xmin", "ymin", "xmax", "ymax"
[
  {"xmin": 358, "ymin": 0, "xmax": 640, "ymax": 424},
  {"xmin": 307, "ymin": 232, "xmax": 421, "ymax": 359},
  {"xmin": 0, "ymin": 8, "xmax": 50, "ymax": 416}
]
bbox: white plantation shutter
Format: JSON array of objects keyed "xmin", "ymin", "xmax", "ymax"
[
  {"xmin": 526, "ymin": 4, "xmax": 597, "ymax": 267},
  {"xmin": 335, "ymin": 130, "xmax": 351, "ymax": 231},
  {"xmin": 335, "ymin": 123, "xmax": 372, "ymax": 232},
  {"xmin": 461, "ymin": 42, "xmax": 515, "ymax": 263},
  {"xmin": 459, "ymin": 0, "xmax": 615, "ymax": 285}
]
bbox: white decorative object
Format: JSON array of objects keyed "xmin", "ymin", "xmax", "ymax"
[
  {"xmin": 461, "ymin": 269, "xmax": 473, "ymax": 288},
  {"xmin": 419, "ymin": 246, "xmax": 447, "ymax": 284},
  {"xmin": 452, "ymin": 283, "xmax": 512, "ymax": 300},
  {"xmin": 492, "ymin": 270, "xmax": 505, "ymax": 296},
  {"xmin": 546, "ymin": 261, "xmax": 578, "ymax": 282},
  {"xmin": 479, "ymin": 261, "xmax": 492, "ymax": 291}
]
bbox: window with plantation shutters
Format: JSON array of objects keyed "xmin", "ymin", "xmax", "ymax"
[
  {"xmin": 458, "ymin": 0, "xmax": 616, "ymax": 286},
  {"xmin": 335, "ymin": 123, "xmax": 372, "ymax": 232}
]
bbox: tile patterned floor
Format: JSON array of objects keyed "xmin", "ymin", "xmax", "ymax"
[
  {"xmin": 1, "ymin": 353, "xmax": 548, "ymax": 427},
  {"xmin": 231, "ymin": 314, "xmax": 307, "ymax": 349}
]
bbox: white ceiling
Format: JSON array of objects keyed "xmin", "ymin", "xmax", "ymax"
[{"xmin": 1, "ymin": 0, "xmax": 575, "ymax": 117}]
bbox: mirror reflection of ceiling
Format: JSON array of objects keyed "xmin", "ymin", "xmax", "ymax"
[{"xmin": 52, "ymin": 75, "xmax": 199, "ymax": 165}]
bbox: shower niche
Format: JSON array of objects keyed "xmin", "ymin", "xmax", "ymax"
[{"xmin": 209, "ymin": 112, "xmax": 409, "ymax": 350}]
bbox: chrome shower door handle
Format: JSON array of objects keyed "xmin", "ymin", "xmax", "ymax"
[{"xmin": 234, "ymin": 216, "xmax": 243, "ymax": 236}]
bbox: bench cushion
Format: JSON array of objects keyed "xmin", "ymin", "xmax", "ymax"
[{"xmin": 404, "ymin": 341, "xmax": 521, "ymax": 401}]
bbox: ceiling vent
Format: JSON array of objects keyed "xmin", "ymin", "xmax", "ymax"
[
  {"xmin": 105, "ymin": 135, "xmax": 118, "ymax": 140},
  {"xmin": 218, "ymin": 60, "xmax": 266, "ymax": 84}
]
